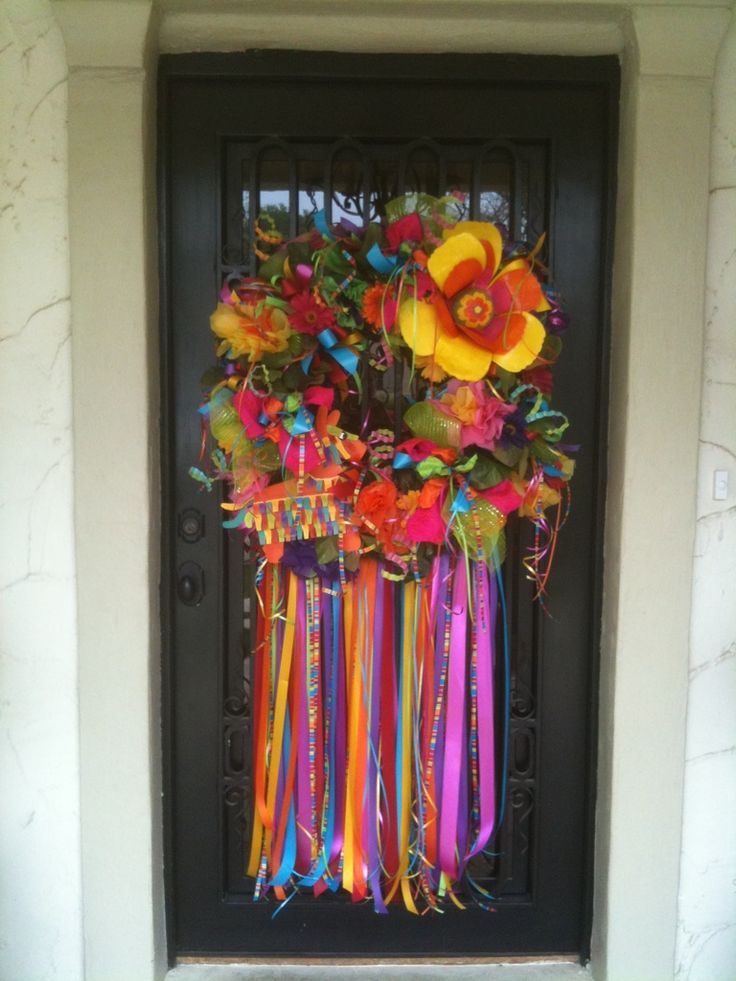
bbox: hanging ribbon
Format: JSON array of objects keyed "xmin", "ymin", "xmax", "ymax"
[{"xmin": 248, "ymin": 555, "xmax": 506, "ymax": 913}]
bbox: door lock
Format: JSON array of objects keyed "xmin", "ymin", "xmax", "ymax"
[{"xmin": 178, "ymin": 508, "xmax": 205, "ymax": 543}]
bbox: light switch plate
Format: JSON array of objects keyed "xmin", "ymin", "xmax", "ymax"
[{"xmin": 713, "ymin": 469, "xmax": 729, "ymax": 501}]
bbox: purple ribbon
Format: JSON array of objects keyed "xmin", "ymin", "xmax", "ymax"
[
  {"xmin": 295, "ymin": 578, "xmax": 313, "ymax": 871},
  {"xmin": 367, "ymin": 572, "xmax": 387, "ymax": 912}
]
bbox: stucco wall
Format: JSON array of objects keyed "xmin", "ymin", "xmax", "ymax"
[
  {"xmin": 0, "ymin": 1, "xmax": 83, "ymax": 979},
  {"xmin": 676, "ymin": 9, "xmax": 736, "ymax": 979}
]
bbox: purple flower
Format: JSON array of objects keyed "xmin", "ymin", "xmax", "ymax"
[
  {"xmin": 499, "ymin": 408, "xmax": 529, "ymax": 449},
  {"xmin": 282, "ymin": 539, "xmax": 341, "ymax": 581}
]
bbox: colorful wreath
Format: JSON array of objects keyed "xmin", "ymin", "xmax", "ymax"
[{"xmin": 194, "ymin": 192, "xmax": 574, "ymax": 913}]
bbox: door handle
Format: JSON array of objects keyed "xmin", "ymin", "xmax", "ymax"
[{"xmin": 177, "ymin": 561, "xmax": 204, "ymax": 606}]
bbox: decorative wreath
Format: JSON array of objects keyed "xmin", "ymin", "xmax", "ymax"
[{"xmin": 194, "ymin": 193, "xmax": 574, "ymax": 913}]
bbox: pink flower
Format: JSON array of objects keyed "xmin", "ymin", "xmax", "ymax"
[
  {"xmin": 405, "ymin": 478, "xmax": 447, "ymax": 544},
  {"xmin": 443, "ymin": 380, "xmax": 514, "ymax": 452},
  {"xmin": 233, "ymin": 388, "xmax": 267, "ymax": 437},
  {"xmin": 395, "ymin": 437, "xmax": 438, "ymax": 462},
  {"xmin": 477, "ymin": 480, "xmax": 523, "ymax": 516},
  {"xmin": 406, "ymin": 497, "xmax": 445, "ymax": 544}
]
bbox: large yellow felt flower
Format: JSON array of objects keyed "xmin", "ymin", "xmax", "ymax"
[
  {"xmin": 210, "ymin": 300, "xmax": 292, "ymax": 362},
  {"xmin": 400, "ymin": 222, "xmax": 549, "ymax": 381}
]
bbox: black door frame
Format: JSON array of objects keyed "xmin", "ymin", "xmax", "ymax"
[{"xmin": 158, "ymin": 50, "xmax": 618, "ymax": 967}]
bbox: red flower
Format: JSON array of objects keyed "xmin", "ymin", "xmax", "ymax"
[
  {"xmin": 521, "ymin": 364, "xmax": 554, "ymax": 395},
  {"xmin": 288, "ymin": 291, "xmax": 336, "ymax": 335},
  {"xmin": 385, "ymin": 213, "xmax": 424, "ymax": 252}
]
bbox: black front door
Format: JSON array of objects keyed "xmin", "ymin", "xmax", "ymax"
[{"xmin": 160, "ymin": 52, "xmax": 616, "ymax": 961}]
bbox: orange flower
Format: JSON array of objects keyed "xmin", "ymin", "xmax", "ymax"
[
  {"xmin": 355, "ymin": 480, "xmax": 398, "ymax": 531},
  {"xmin": 362, "ymin": 283, "xmax": 395, "ymax": 331},
  {"xmin": 418, "ymin": 477, "xmax": 446, "ymax": 509}
]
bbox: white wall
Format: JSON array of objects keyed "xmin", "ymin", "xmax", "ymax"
[
  {"xmin": 0, "ymin": 1, "xmax": 83, "ymax": 980},
  {"xmin": 676, "ymin": 9, "xmax": 736, "ymax": 980}
]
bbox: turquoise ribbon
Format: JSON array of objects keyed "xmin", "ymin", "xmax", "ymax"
[
  {"xmin": 450, "ymin": 484, "xmax": 472, "ymax": 515},
  {"xmin": 317, "ymin": 327, "xmax": 359, "ymax": 376},
  {"xmin": 366, "ymin": 242, "xmax": 398, "ymax": 275},
  {"xmin": 392, "ymin": 452, "xmax": 414, "ymax": 470},
  {"xmin": 313, "ymin": 209, "xmax": 335, "ymax": 241},
  {"xmin": 290, "ymin": 405, "xmax": 314, "ymax": 436},
  {"xmin": 222, "ymin": 510, "xmax": 245, "ymax": 528}
]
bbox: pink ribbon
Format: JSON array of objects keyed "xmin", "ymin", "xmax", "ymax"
[
  {"xmin": 438, "ymin": 560, "xmax": 468, "ymax": 879},
  {"xmin": 465, "ymin": 561, "xmax": 497, "ymax": 860}
]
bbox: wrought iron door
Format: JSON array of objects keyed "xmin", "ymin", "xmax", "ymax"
[{"xmin": 160, "ymin": 52, "xmax": 617, "ymax": 961}]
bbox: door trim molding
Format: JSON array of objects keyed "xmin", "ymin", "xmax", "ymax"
[{"xmin": 158, "ymin": 49, "xmax": 617, "ymax": 962}]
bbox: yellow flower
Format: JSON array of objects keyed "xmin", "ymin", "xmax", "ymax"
[
  {"xmin": 399, "ymin": 222, "xmax": 548, "ymax": 382},
  {"xmin": 514, "ymin": 476, "xmax": 561, "ymax": 517},
  {"xmin": 415, "ymin": 354, "xmax": 448, "ymax": 382},
  {"xmin": 210, "ymin": 301, "xmax": 291, "ymax": 362},
  {"xmin": 440, "ymin": 384, "xmax": 477, "ymax": 424},
  {"xmin": 396, "ymin": 490, "xmax": 420, "ymax": 513}
]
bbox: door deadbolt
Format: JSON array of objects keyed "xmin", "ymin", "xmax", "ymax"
[{"xmin": 178, "ymin": 508, "xmax": 205, "ymax": 544}]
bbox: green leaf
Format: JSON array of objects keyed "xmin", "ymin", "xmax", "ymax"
[
  {"xmin": 253, "ymin": 441, "xmax": 280, "ymax": 472},
  {"xmin": 200, "ymin": 366, "xmax": 225, "ymax": 388},
  {"xmin": 492, "ymin": 444, "xmax": 522, "ymax": 468},
  {"xmin": 417, "ymin": 456, "xmax": 450, "ymax": 479},
  {"xmin": 527, "ymin": 416, "xmax": 568, "ymax": 441},
  {"xmin": 356, "ymin": 222, "xmax": 385, "ymax": 270},
  {"xmin": 261, "ymin": 349, "xmax": 295, "ymax": 369},
  {"xmin": 257, "ymin": 250, "xmax": 287, "ymax": 280},
  {"xmin": 468, "ymin": 456, "xmax": 510, "ymax": 490},
  {"xmin": 540, "ymin": 333, "xmax": 562, "ymax": 363},
  {"xmin": 281, "ymin": 364, "xmax": 310, "ymax": 391},
  {"xmin": 336, "ymin": 311, "xmax": 359, "ymax": 330},
  {"xmin": 494, "ymin": 528, "xmax": 507, "ymax": 566},
  {"xmin": 454, "ymin": 453, "xmax": 478, "ymax": 474},
  {"xmin": 287, "ymin": 333, "xmax": 307, "ymax": 356},
  {"xmin": 315, "ymin": 536, "xmax": 339, "ymax": 565},
  {"xmin": 529, "ymin": 437, "xmax": 559, "ymax": 465},
  {"xmin": 286, "ymin": 241, "xmax": 313, "ymax": 270},
  {"xmin": 344, "ymin": 550, "xmax": 360, "ymax": 573},
  {"xmin": 323, "ymin": 245, "xmax": 353, "ymax": 277},
  {"xmin": 343, "ymin": 279, "xmax": 368, "ymax": 304},
  {"xmin": 491, "ymin": 365, "xmax": 517, "ymax": 396}
]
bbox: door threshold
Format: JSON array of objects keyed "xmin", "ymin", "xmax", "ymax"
[
  {"xmin": 168, "ymin": 957, "xmax": 587, "ymax": 981},
  {"xmin": 178, "ymin": 956, "xmax": 580, "ymax": 965}
]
